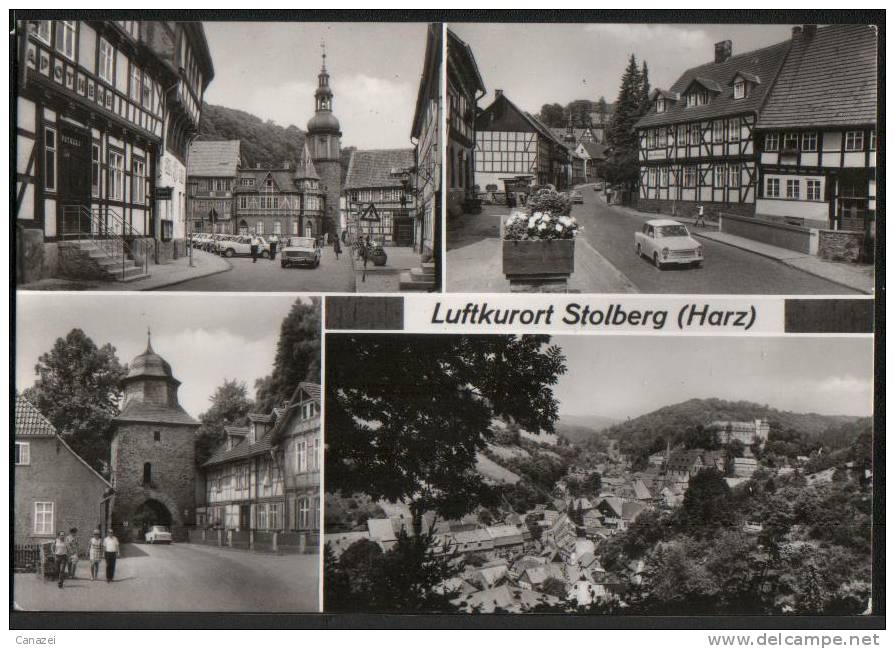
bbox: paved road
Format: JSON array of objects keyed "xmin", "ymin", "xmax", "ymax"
[
  {"xmin": 156, "ymin": 247, "xmax": 356, "ymax": 292},
  {"xmin": 13, "ymin": 542, "xmax": 319, "ymax": 612},
  {"xmin": 575, "ymin": 187, "xmax": 861, "ymax": 294}
]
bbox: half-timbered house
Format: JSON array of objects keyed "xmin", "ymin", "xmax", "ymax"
[
  {"xmin": 15, "ymin": 20, "xmax": 213, "ymax": 281},
  {"xmin": 186, "ymin": 140, "xmax": 241, "ymax": 234},
  {"xmin": 343, "ymin": 148, "xmax": 416, "ymax": 246},
  {"xmin": 635, "ymin": 38, "xmax": 789, "ymax": 219},
  {"xmin": 754, "ymin": 24, "xmax": 878, "ymax": 231},
  {"xmin": 447, "ymin": 28, "xmax": 485, "ymax": 218}
]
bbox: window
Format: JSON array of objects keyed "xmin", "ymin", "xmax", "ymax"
[
  {"xmin": 714, "ymin": 165, "xmax": 724, "ymax": 187},
  {"xmin": 273, "ymin": 221, "xmax": 282, "ymax": 235},
  {"xmin": 108, "ymin": 151, "xmax": 124, "ymax": 200},
  {"xmin": 783, "ymin": 133, "xmax": 799, "ymax": 151},
  {"xmin": 15, "ymin": 442, "xmax": 30, "ymax": 465},
  {"xmin": 130, "ymin": 65, "xmax": 141, "ymax": 101},
  {"xmin": 91, "ymin": 143, "xmax": 100, "ymax": 196},
  {"xmin": 656, "ymin": 98, "xmax": 666, "ymax": 113},
  {"xmin": 55, "ymin": 21, "xmax": 76, "ymax": 59},
  {"xmin": 132, "ymin": 159, "xmax": 146, "ymax": 204},
  {"xmin": 648, "ymin": 167, "xmax": 657, "ymax": 188},
  {"xmin": 766, "ymin": 177, "xmax": 780, "ymax": 198},
  {"xmin": 34, "ymin": 502, "xmax": 54, "ymax": 535},
  {"xmin": 676, "ymin": 125, "xmax": 686, "ymax": 146},
  {"xmin": 143, "ymin": 462, "xmax": 152, "ymax": 485},
  {"xmin": 728, "ymin": 164, "xmax": 740, "ymax": 189},
  {"xmin": 238, "ymin": 196, "xmax": 249, "ymax": 210},
  {"xmin": 712, "ymin": 121, "xmax": 723, "ymax": 143},
  {"xmin": 684, "ymin": 166, "xmax": 696, "ymax": 188},
  {"xmin": 845, "ymin": 131, "xmax": 864, "ymax": 151},
  {"xmin": 733, "ymin": 80, "xmax": 746, "ymax": 99},
  {"xmin": 292, "ymin": 221, "xmax": 299, "ymax": 235},
  {"xmin": 257, "ymin": 504, "xmax": 269, "ymax": 530},
  {"xmin": 869, "ymin": 132, "xmax": 876, "ymax": 151},
  {"xmin": 807, "ymin": 179, "xmax": 822, "ymax": 201},
  {"xmin": 240, "ymin": 177, "xmax": 254, "ymax": 187},
  {"xmin": 98, "ymin": 38, "xmax": 114, "ymax": 83},
  {"xmin": 34, "ymin": 21, "xmax": 52, "ymax": 44},
  {"xmin": 153, "ymin": 430, "xmax": 161, "ymax": 442},
  {"xmin": 142, "ymin": 75, "xmax": 154, "ymax": 111},
  {"xmin": 269, "ymin": 503, "xmax": 280, "ymax": 530},
  {"xmin": 764, "ymin": 133, "xmax": 779, "ymax": 151},
  {"xmin": 299, "ymin": 498, "xmax": 310, "ymax": 529},
  {"xmin": 728, "ymin": 119, "xmax": 740, "ymax": 142},
  {"xmin": 786, "ymin": 178, "xmax": 800, "ymax": 199},
  {"xmin": 297, "ymin": 441, "xmax": 307, "ymax": 472},
  {"xmin": 44, "ymin": 127, "xmax": 56, "ymax": 192},
  {"xmin": 658, "ymin": 129, "xmax": 667, "ymax": 147},
  {"xmin": 686, "ymin": 93, "xmax": 696, "ymax": 108},
  {"xmin": 802, "ymin": 132, "xmax": 817, "ymax": 152},
  {"xmin": 660, "ymin": 167, "xmax": 668, "ymax": 187},
  {"xmin": 256, "ymin": 221, "xmax": 264, "ymax": 235}
]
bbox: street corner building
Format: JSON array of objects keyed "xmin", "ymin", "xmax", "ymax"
[
  {"xmin": 198, "ymin": 383, "xmax": 321, "ymax": 553},
  {"xmin": 15, "ymin": 20, "xmax": 214, "ymax": 284},
  {"xmin": 14, "ymin": 395, "xmax": 114, "ymax": 574},
  {"xmin": 635, "ymin": 24, "xmax": 877, "ymax": 263},
  {"xmin": 447, "ymin": 27, "xmax": 485, "ymax": 220}
]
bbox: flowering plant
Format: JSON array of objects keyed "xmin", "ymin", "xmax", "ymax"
[{"xmin": 503, "ymin": 189, "xmax": 580, "ymax": 241}]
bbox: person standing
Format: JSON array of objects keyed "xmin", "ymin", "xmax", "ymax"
[
  {"xmin": 269, "ymin": 234, "xmax": 279, "ymax": 261},
  {"xmin": 695, "ymin": 203, "xmax": 706, "ymax": 227},
  {"xmin": 65, "ymin": 527, "xmax": 80, "ymax": 579},
  {"xmin": 103, "ymin": 529, "xmax": 120, "ymax": 583},
  {"xmin": 53, "ymin": 531, "xmax": 68, "ymax": 588},
  {"xmin": 250, "ymin": 233, "xmax": 260, "ymax": 263},
  {"xmin": 88, "ymin": 529, "xmax": 103, "ymax": 581},
  {"xmin": 333, "ymin": 236, "xmax": 342, "ymax": 260}
]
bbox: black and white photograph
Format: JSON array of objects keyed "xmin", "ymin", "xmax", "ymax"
[
  {"xmin": 15, "ymin": 19, "xmax": 441, "ymax": 293},
  {"xmin": 323, "ymin": 333, "xmax": 873, "ymax": 614},
  {"xmin": 13, "ymin": 293, "xmax": 321, "ymax": 612},
  {"xmin": 446, "ymin": 23, "xmax": 876, "ymax": 294}
]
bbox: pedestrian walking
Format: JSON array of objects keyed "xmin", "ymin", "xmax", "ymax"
[
  {"xmin": 333, "ymin": 236, "xmax": 342, "ymax": 260},
  {"xmin": 250, "ymin": 233, "xmax": 260, "ymax": 263},
  {"xmin": 103, "ymin": 529, "xmax": 120, "ymax": 583},
  {"xmin": 53, "ymin": 531, "xmax": 68, "ymax": 588},
  {"xmin": 269, "ymin": 234, "xmax": 279, "ymax": 261},
  {"xmin": 695, "ymin": 203, "xmax": 706, "ymax": 227},
  {"xmin": 65, "ymin": 527, "xmax": 80, "ymax": 579},
  {"xmin": 88, "ymin": 529, "xmax": 103, "ymax": 581}
]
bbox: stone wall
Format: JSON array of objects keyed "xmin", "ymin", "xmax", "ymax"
[
  {"xmin": 57, "ymin": 242, "xmax": 109, "ymax": 280},
  {"xmin": 634, "ymin": 198, "xmax": 755, "ymax": 221},
  {"xmin": 818, "ymin": 230, "xmax": 865, "ymax": 263},
  {"xmin": 110, "ymin": 422, "xmax": 198, "ymax": 535},
  {"xmin": 721, "ymin": 213, "xmax": 815, "ymax": 255}
]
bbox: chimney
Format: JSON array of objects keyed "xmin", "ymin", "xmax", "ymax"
[
  {"xmin": 791, "ymin": 25, "xmax": 803, "ymax": 39},
  {"xmin": 714, "ymin": 40, "xmax": 732, "ymax": 63},
  {"xmin": 494, "ymin": 88, "xmax": 504, "ymax": 99},
  {"xmin": 803, "ymin": 24, "xmax": 817, "ymax": 38}
]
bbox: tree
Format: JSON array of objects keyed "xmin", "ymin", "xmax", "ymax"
[
  {"xmin": 585, "ymin": 472, "xmax": 602, "ymax": 494},
  {"xmin": 538, "ymin": 103, "xmax": 566, "ymax": 128},
  {"xmin": 678, "ymin": 468, "xmax": 737, "ymax": 531},
  {"xmin": 326, "ymin": 334, "xmax": 567, "ymax": 534},
  {"xmin": 638, "ymin": 61, "xmax": 651, "ymax": 112},
  {"xmin": 684, "ymin": 424, "xmax": 719, "ymax": 450},
  {"xmin": 195, "ymin": 379, "xmax": 254, "ymax": 465},
  {"xmin": 23, "ymin": 329, "xmax": 126, "ymax": 473},
  {"xmin": 254, "ymin": 297, "xmax": 320, "ymax": 413},
  {"xmin": 605, "ymin": 54, "xmax": 652, "ymax": 192}
]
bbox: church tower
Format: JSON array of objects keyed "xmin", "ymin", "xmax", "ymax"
[
  {"xmin": 306, "ymin": 44, "xmax": 342, "ymax": 236},
  {"xmin": 110, "ymin": 332, "xmax": 199, "ymax": 537}
]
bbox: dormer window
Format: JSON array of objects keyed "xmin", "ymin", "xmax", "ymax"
[
  {"xmin": 656, "ymin": 98, "xmax": 666, "ymax": 114},
  {"xmin": 733, "ymin": 80, "xmax": 746, "ymax": 99}
]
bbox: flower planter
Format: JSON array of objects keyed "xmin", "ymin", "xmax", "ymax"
[
  {"xmin": 502, "ymin": 239, "xmax": 575, "ymax": 292},
  {"xmin": 370, "ymin": 251, "xmax": 388, "ymax": 267}
]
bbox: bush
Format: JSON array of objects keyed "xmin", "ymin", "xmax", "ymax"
[{"xmin": 527, "ymin": 188, "xmax": 572, "ymax": 217}]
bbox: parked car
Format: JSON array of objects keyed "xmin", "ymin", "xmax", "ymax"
[
  {"xmin": 218, "ymin": 235, "xmax": 271, "ymax": 258},
  {"xmin": 145, "ymin": 525, "xmax": 173, "ymax": 544},
  {"xmin": 634, "ymin": 219, "xmax": 703, "ymax": 269},
  {"xmin": 570, "ymin": 190, "xmax": 584, "ymax": 204},
  {"xmin": 280, "ymin": 236, "xmax": 321, "ymax": 268},
  {"xmin": 212, "ymin": 234, "xmax": 239, "ymax": 255}
]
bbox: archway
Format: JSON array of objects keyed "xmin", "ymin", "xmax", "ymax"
[
  {"xmin": 131, "ymin": 499, "xmax": 173, "ymax": 539},
  {"xmin": 238, "ymin": 219, "xmax": 249, "ymax": 235}
]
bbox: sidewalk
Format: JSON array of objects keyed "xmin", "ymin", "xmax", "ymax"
[
  {"xmin": 353, "ymin": 245, "xmax": 422, "ymax": 293},
  {"xmin": 609, "ymin": 200, "xmax": 874, "ymax": 295},
  {"xmin": 19, "ymin": 250, "xmax": 232, "ymax": 292},
  {"xmin": 447, "ymin": 204, "xmax": 637, "ymax": 293}
]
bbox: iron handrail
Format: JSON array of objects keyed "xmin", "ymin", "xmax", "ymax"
[{"xmin": 60, "ymin": 205, "xmax": 149, "ymax": 279}]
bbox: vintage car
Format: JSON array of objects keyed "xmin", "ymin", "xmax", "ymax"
[
  {"xmin": 634, "ymin": 219, "xmax": 703, "ymax": 269},
  {"xmin": 570, "ymin": 190, "xmax": 584, "ymax": 204},
  {"xmin": 280, "ymin": 236, "xmax": 321, "ymax": 268},
  {"xmin": 218, "ymin": 235, "xmax": 271, "ymax": 258},
  {"xmin": 145, "ymin": 525, "xmax": 173, "ymax": 544}
]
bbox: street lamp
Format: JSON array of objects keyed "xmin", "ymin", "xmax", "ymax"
[{"xmin": 187, "ymin": 180, "xmax": 198, "ymax": 267}]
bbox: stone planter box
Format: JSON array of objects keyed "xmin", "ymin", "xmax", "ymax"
[{"xmin": 502, "ymin": 239, "xmax": 575, "ymax": 292}]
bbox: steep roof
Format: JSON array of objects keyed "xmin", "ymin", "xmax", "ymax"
[
  {"xmin": 637, "ymin": 39, "xmax": 791, "ymax": 128},
  {"xmin": 447, "ymin": 28, "xmax": 485, "ymax": 96},
  {"xmin": 234, "ymin": 169, "xmax": 300, "ymax": 193},
  {"xmin": 188, "ymin": 140, "xmax": 241, "ymax": 177},
  {"xmin": 756, "ymin": 25, "xmax": 878, "ymax": 129},
  {"xmin": 15, "ymin": 395, "xmax": 58, "ymax": 437},
  {"xmin": 204, "ymin": 425, "xmax": 273, "ymax": 466},
  {"xmin": 115, "ymin": 401, "xmax": 199, "ymax": 427},
  {"xmin": 582, "ymin": 141, "xmax": 610, "ymax": 160},
  {"xmin": 343, "ymin": 148, "xmax": 415, "ymax": 191}
]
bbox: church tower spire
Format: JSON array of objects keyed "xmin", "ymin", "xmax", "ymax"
[{"xmin": 306, "ymin": 39, "xmax": 342, "ymax": 241}]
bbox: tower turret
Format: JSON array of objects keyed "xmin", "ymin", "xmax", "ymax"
[{"xmin": 306, "ymin": 42, "xmax": 342, "ymax": 237}]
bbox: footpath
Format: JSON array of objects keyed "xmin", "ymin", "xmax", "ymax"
[
  {"xmin": 18, "ymin": 250, "xmax": 232, "ymax": 292},
  {"xmin": 608, "ymin": 201, "xmax": 874, "ymax": 295}
]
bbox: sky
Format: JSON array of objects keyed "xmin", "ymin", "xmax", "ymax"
[
  {"xmin": 16, "ymin": 294, "xmax": 311, "ymax": 418},
  {"xmin": 201, "ymin": 22, "xmax": 429, "ymax": 150},
  {"xmin": 553, "ymin": 336, "xmax": 874, "ymax": 420},
  {"xmin": 450, "ymin": 23, "xmax": 796, "ymax": 113}
]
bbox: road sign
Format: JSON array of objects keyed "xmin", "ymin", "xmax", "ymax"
[
  {"xmin": 359, "ymin": 203, "xmax": 381, "ymax": 222},
  {"xmin": 155, "ymin": 186, "xmax": 173, "ymax": 200}
]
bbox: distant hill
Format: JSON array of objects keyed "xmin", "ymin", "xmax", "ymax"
[
  {"xmin": 198, "ymin": 103, "xmax": 309, "ymax": 168},
  {"xmin": 605, "ymin": 398, "xmax": 862, "ymax": 459},
  {"xmin": 555, "ymin": 414, "xmax": 619, "ymax": 445}
]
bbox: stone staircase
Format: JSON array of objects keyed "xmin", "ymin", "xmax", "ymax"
[
  {"xmin": 57, "ymin": 240, "xmax": 150, "ymax": 283},
  {"xmin": 399, "ymin": 262, "xmax": 437, "ymax": 291}
]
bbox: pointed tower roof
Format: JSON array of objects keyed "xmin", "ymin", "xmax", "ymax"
[
  {"xmin": 123, "ymin": 329, "xmax": 179, "ymax": 386},
  {"xmin": 307, "ymin": 43, "xmax": 341, "ymax": 134},
  {"xmin": 293, "ymin": 142, "xmax": 320, "ymax": 181}
]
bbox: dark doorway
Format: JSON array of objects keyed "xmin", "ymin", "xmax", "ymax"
[
  {"xmin": 57, "ymin": 124, "xmax": 92, "ymax": 238},
  {"xmin": 393, "ymin": 216, "xmax": 413, "ymax": 246},
  {"xmin": 132, "ymin": 499, "xmax": 173, "ymax": 538},
  {"xmin": 239, "ymin": 505, "xmax": 251, "ymax": 530}
]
